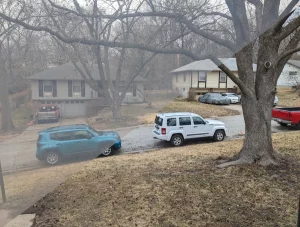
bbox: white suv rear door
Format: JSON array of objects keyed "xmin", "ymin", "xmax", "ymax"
[
  {"xmin": 178, "ymin": 117, "xmax": 194, "ymax": 138},
  {"xmin": 192, "ymin": 116, "xmax": 211, "ymax": 138}
]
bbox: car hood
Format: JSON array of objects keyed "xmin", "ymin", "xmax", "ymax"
[{"xmin": 206, "ymin": 119, "xmax": 225, "ymax": 126}]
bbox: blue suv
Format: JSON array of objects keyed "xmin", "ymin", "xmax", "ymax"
[{"xmin": 36, "ymin": 124, "xmax": 121, "ymax": 165}]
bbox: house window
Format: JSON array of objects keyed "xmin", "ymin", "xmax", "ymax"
[
  {"xmin": 43, "ymin": 81, "xmax": 53, "ymax": 97},
  {"xmin": 289, "ymin": 71, "xmax": 297, "ymax": 76},
  {"xmin": 73, "ymin": 81, "xmax": 81, "ymax": 96},
  {"xmin": 198, "ymin": 72, "xmax": 206, "ymax": 82},
  {"xmin": 220, "ymin": 72, "xmax": 227, "ymax": 83},
  {"xmin": 184, "ymin": 74, "xmax": 186, "ymax": 82}
]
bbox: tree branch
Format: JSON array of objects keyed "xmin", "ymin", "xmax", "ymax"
[
  {"xmin": 278, "ymin": 13, "xmax": 300, "ymax": 41},
  {"xmin": 208, "ymin": 55, "xmax": 252, "ymax": 97},
  {"xmin": 277, "ymin": 29, "xmax": 300, "ymax": 65},
  {"xmin": 279, "ymin": 0, "xmax": 299, "ymax": 20},
  {"xmin": 202, "ymin": 12, "xmax": 232, "ymax": 20}
]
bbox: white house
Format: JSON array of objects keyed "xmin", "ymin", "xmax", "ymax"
[
  {"xmin": 29, "ymin": 63, "xmax": 146, "ymax": 117},
  {"xmin": 277, "ymin": 60, "xmax": 300, "ymax": 87}
]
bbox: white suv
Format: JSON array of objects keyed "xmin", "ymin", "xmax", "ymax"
[{"xmin": 152, "ymin": 112, "xmax": 228, "ymax": 146}]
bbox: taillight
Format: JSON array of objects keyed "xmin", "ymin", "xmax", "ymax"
[{"xmin": 161, "ymin": 128, "xmax": 166, "ymax": 135}]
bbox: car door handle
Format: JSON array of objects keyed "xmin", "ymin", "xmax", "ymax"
[
  {"xmin": 179, "ymin": 127, "xmax": 183, "ymax": 129},
  {"xmin": 57, "ymin": 144, "xmax": 61, "ymax": 146},
  {"xmin": 76, "ymin": 142, "xmax": 81, "ymax": 144},
  {"xmin": 194, "ymin": 126, "xmax": 198, "ymax": 128}
]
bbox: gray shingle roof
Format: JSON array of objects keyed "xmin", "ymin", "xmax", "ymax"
[
  {"xmin": 29, "ymin": 62, "xmax": 147, "ymax": 82},
  {"xmin": 170, "ymin": 58, "xmax": 257, "ymax": 73},
  {"xmin": 287, "ymin": 60, "xmax": 300, "ymax": 69}
]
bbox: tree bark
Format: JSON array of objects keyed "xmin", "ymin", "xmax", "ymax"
[{"xmin": 111, "ymin": 99, "xmax": 121, "ymax": 120}]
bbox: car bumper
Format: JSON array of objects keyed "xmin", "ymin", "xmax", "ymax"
[
  {"xmin": 38, "ymin": 117, "xmax": 57, "ymax": 120},
  {"xmin": 272, "ymin": 118, "xmax": 292, "ymax": 124},
  {"xmin": 231, "ymin": 100, "xmax": 239, "ymax": 103},
  {"xmin": 152, "ymin": 130, "xmax": 168, "ymax": 141},
  {"xmin": 113, "ymin": 140, "xmax": 122, "ymax": 150}
]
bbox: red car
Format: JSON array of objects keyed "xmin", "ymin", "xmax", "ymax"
[
  {"xmin": 36, "ymin": 104, "xmax": 60, "ymax": 123},
  {"xmin": 272, "ymin": 107, "xmax": 300, "ymax": 129}
]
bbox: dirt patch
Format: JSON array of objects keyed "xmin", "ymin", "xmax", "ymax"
[
  {"xmin": 29, "ymin": 131, "xmax": 300, "ymax": 226},
  {"xmin": 89, "ymin": 96, "xmax": 239, "ymax": 129},
  {"xmin": 277, "ymin": 87, "xmax": 300, "ymax": 107}
]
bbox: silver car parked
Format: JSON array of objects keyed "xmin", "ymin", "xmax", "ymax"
[{"xmin": 198, "ymin": 93, "xmax": 231, "ymax": 105}]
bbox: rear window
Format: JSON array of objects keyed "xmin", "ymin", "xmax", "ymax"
[
  {"xmin": 40, "ymin": 105, "xmax": 57, "ymax": 112},
  {"xmin": 155, "ymin": 116, "xmax": 163, "ymax": 126}
]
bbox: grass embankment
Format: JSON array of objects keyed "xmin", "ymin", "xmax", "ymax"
[
  {"xmin": 32, "ymin": 131, "xmax": 300, "ymax": 226},
  {"xmin": 90, "ymin": 95, "xmax": 239, "ymax": 130}
]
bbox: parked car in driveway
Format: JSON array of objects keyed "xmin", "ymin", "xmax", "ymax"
[
  {"xmin": 240, "ymin": 96, "xmax": 278, "ymax": 107},
  {"xmin": 272, "ymin": 107, "xmax": 300, "ymax": 129},
  {"xmin": 36, "ymin": 104, "xmax": 60, "ymax": 123},
  {"xmin": 198, "ymin": 93, "xmax": 231, "ymax": 105},
  {"xmin": 36, "ymin": 124, "xmax": 121, "ymax": 165},
  {"xmin": 152, "ymin": 112, "xmax": 228, "ymax": 146},
  {"xmin": 221, "ymin": 93, "xmax": 240, "ymax": 104}
]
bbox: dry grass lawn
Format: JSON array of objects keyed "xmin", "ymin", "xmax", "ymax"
[
  {"xmin": 90, "ymin": 95, "xmax": 239, "ymax": 129},
  {"xmin": 32, "ymin": 131, "xmax": 300, "ymax": 227},
  {"xmin": 277, "ymin": 87, "xmax": 300, "ymax": 107}
]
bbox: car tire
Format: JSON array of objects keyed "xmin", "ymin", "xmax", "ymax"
[
  {"xmin": 279, "ymin": 123, "xmax": 287, "ymax": 127},
  {"xmin": 45, "ymin": 151, "xmax": 61, "ymax": 165},
  {"xmin": 213, "ymin": 130, "xmax": 225, "ymax": 142},
  {"xmin": 101, "ymin": 146, "xmax": 113, "ymax": 156},
  {"xmin": 295, "ymin": 123, "xmax": 300, "ymax": 130},
  {"xmin": 170, "ymin": 134, "xmax": 184, "ymax": 147}
]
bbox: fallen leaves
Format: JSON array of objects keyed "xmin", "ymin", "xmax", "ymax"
[{"xmin": 33, "ymin": 131, "xmax": 300, "ymax": 227}]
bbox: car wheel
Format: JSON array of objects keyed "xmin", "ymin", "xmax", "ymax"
[
  {"xmin": 101, "ymin": 146, "xmax": 113, "ymax": 156},
  {"xmin": 279, "ymin": 123, "xmax": 287, "ymax": 127},
  {"xmin": 295, "ymin": 123, "xmax": 300, "ymax": 130},
  {"xmin": 45, "ymin": 151, "xmax": 61, "ymax": 165},
  {"xmin": 170, "ymin": 134, "xmax": 184, "ymax": 146},
  {"xmin": 213, "ymin": 130, "xmax": 225, "ymax": 142}
]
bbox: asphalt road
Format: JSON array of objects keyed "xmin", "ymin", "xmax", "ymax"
[{"xmin": 0, "ymin": 112, "xmax": 293, "ymax": 173}]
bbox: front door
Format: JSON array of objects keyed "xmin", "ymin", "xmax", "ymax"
[
  {"xmin": 192, "ymin": 116, "xmax": 210, "ymax": 138},
  {"xmin": 178, "ymin": 117, "xmax": 194, "ymax": 138},
  {"xmin": 72, "ymin": 130, "xmax": 94, "ymax": 154}
]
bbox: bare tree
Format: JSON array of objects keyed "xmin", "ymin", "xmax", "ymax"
[{"xmin": 1, "ymin": 0, "xmax": 300, "ymax": 167}]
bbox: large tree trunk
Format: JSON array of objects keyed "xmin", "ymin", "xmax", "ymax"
[
  {"xmin": 219, "ymin": 33, "xmax": 280, "ymax": 167},
  {"xmin": 237, "ymin": 97, "xmax": 277, "ymax": 166},
  {"xmin": 111, "ymin": 99, "xmax": 121, "ymax": 120},
  {"xmin": 0, "ymin": 73, "xmax": 14, "ymax": 132}
]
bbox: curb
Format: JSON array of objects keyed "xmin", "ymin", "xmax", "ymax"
[{"xmin": 4, "ymin": 214, "xmax": 35, "ymax": 227}]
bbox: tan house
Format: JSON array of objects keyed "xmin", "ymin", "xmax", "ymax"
[
  {"xmin": 171, "ymin": 58, "xmax": 257, "ymax": 98},
  {"xmin": 29, "ymin": 63, "xmax": 147, "ymax": 117}
]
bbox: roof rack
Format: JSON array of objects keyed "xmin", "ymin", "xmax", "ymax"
[{"xmin": 39, "ymin": 124, "xmax": 88, "ymax": 133}]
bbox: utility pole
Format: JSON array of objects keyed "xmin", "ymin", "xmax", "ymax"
[{"xmin": 0, "ymin": 161, "xmax": 6, "ymax": 203}]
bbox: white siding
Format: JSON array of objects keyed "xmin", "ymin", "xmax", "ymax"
[
  {"xmin": 206, "ymin": 72, "xmax": 219, "ymax": 88},
  {"xmin": 277, "ymin": 64, "xmax": 300, "ymax": 87}
]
